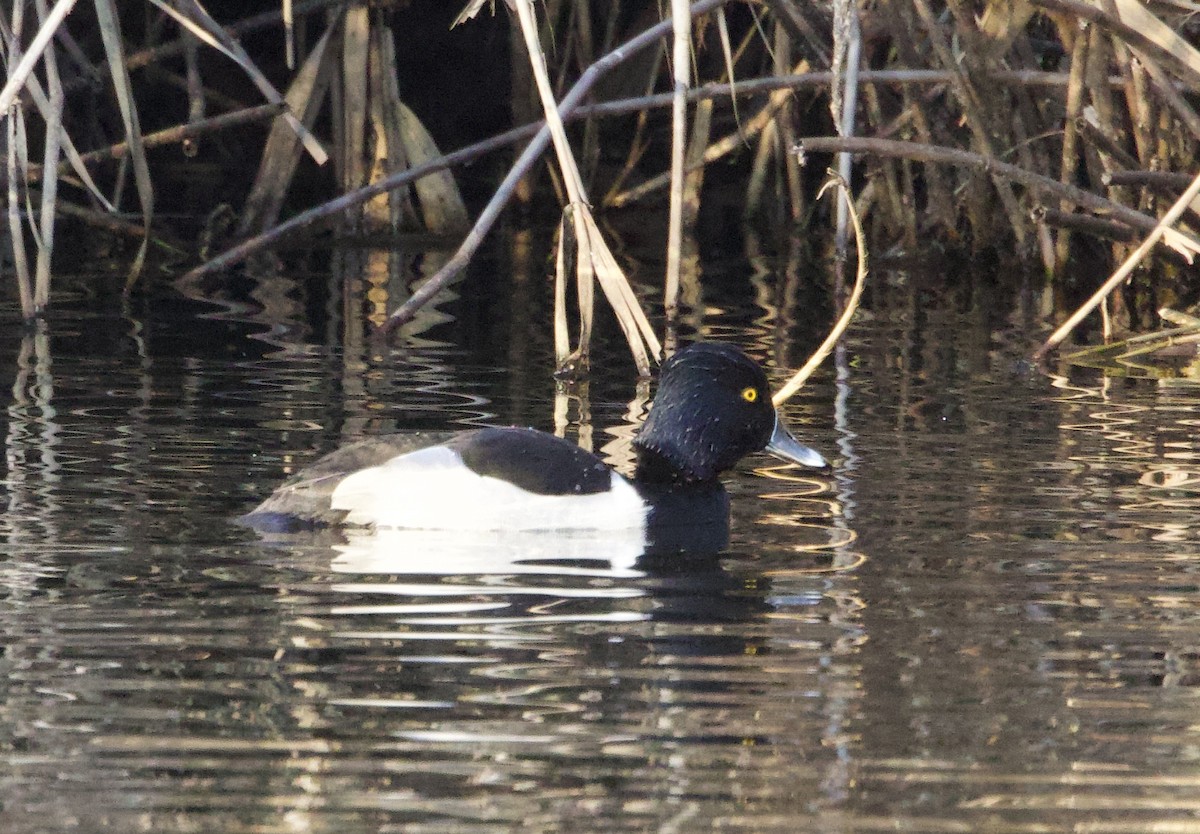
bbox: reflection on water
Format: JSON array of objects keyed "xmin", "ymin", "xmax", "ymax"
[
  {"xmin": 4, "ymin": 252, "xmax": 1200, "ymax": 831},
  {"xmin": 331, "ymin": 528, "xmax": 649, "ymax": 575}
]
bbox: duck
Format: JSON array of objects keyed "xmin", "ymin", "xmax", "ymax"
[{"xmin": 239, "ymin": 342, "xmax": 829, "ymax": 552}]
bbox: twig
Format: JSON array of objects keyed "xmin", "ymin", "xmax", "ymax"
[
  {"xmin": 183, "ymin": 30, "xmax": 204, "ymax": 157},
  {"xmin": 1159, "ymin": 307, "xmax": 1200, "ymax": 329},
  {"xmin": 664, "ymin": 0, "xmax": 692, "ymax": 319},
  {"xmin": 759, "ymin": 0, "xmax": 831, "ymax": 63},
  {"xmin": 23, "ymin": 103, "xmax": 282, "ymax": 180},
  {"xmin": 1066, "ymin": 323, "xmax": 1198, "ymax": 356},
  {"xmin": 773, "ymin": 173, "xmax": 868, "ymax": 406},
  {"xmin": 605, "ymin": 62, "xmax": 806, "ymax": 208},
  {"xmin": 796, "ymin": 135, "xmax": 1169, "ymax": 235},
  {"xmin": 8, "ymin": 109, "xmax": 34, "ymax": 320},
  {"xmin": 671, "ymin": 68, "xmax": 1112, "ymax": 101},
  {"xmin": 832, "ymin": 0, "xmax": 862, "ymax": 257},
  {"xmin": 1029, "ymin": 0, "xmax": 1200, "ymax": 89},
  {"xmin": 1104, "ymin": 170, "xmax": 1195, "ymax": 190},
  {"xmin": 178, "ymin": 122, "xmax": 534, "ymax": 283},
  {"xmin": 1100, "ymin": 169, "xmax": 1200, "ymax": 231},
  {"xmin": 94, "ymin": 0, "xmax": 154, "ymax": 292},
  {"xmin": 181, "ymin": 0, "xmax": 730, "ymax": 292},
  {"xmin": 1055, "ymin": 21, "xmax": 1089, "ymax": 269},
  {"xmin": 573, "ymin": 68, "xmax": 1114, "ymax": 127},
  {"xmin": 912, "ymin": 0, "xmax": 1027, "ymax": 247},
  {"xmin": 0, "ymin": 0, "xmax": 77, "ymax": 114},
  {"xmin": 1075, "ymin": 113, "xmax": 1141, "ymax": 172},
  {"xmin": 33, "ymin": 0, "xmax": 65, "ymax": 311},
  {"xmin": 120, "ymin": 0, "xmax": 344, "ymax": 73},
  {"xmin": 1031, "ymin": 205, "xmax": 1138, "ymax": 242},
  {"xmin": 512, "ymin": 0, "xmax": 661, "ymax": 374},
  {"xmin": 182, "ymin": 66, "xmax": 1103, "ymax": 284},
  {"xmin": 1140, "ymin": 50, "xmax": 1200, "ymax": 143},
  {"xmin": 1033, "ymin": 169, "xmax": 1200, "ymax": 360},
  {"xmin": 47, "ymin": 190, "xmax": 186, "ymax": 250},
  {"xmin": 380, "ymin": 0, "xmax": 729, "ymax": 333},
  {"xmin": 772, "ymin": 24, "xmax": 804, "ymax": 223}
]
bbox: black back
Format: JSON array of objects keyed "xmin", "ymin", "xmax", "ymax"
[{"xmin": 449, "ymin": 427, "xmax": 613, "ymax": 496}]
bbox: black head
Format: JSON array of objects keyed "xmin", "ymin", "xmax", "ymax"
[{"xmin": 633, "ymin": 343, "xmax": 828, "ymax": 484}]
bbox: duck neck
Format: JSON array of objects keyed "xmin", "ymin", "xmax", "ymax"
[{"xmin": 633, "ymin": 439, "xmax": 715, "ymax": 485}]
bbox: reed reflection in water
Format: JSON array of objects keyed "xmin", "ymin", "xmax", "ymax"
[{"xmin": 2, "ymin": 253, "xmax": 1200, "ymax": 831}]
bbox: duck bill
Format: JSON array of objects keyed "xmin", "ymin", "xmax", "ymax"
[{"xmin": 765, "ymin": 415, "xmax": 829, "ymax": 470}]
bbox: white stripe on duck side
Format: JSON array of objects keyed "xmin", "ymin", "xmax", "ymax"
[{"xmin": 329, "ymin": 445, "xmax": 649, "ymax": 533}]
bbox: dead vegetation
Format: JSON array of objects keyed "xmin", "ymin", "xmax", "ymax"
[{"xmin": 4, "ymin": 1, "xmax": 1200, "ymax": 367}]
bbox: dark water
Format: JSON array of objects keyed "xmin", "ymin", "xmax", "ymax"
[{"xmin": 2, "ymin": 246, "xmax": 1200, "ymax": 833}]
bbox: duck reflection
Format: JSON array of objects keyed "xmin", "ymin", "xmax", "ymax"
[{"xmin": 322, "ymin": 482, "xmax": 731, "ymax": 577}]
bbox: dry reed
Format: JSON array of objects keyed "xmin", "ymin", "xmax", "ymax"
[{"xmin": 6, "ymin": 0, "xmax": 1200, "ymax": 365}]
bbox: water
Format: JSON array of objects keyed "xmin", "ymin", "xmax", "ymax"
[{"xmin": 2, "ymin": 249, "xmax": 1200, "ymax": 832}]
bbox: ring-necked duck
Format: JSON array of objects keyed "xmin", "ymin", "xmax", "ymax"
[{"xmin": 240, "ymin": 342, "xmax": 828, "ymax": 550}]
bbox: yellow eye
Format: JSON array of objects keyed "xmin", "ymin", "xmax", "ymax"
[{"xmin": 741, "ymin": 387, "xmax": 758, "ymax": 403}]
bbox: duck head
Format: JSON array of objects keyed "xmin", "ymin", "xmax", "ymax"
[{"xmin": 633, "ymin": 343, "xmax": 829, "ymax": 484}]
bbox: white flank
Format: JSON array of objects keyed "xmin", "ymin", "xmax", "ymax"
[{"xmin": 329, "ymin": 445, "xmax": 648, "ymax": 533}]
